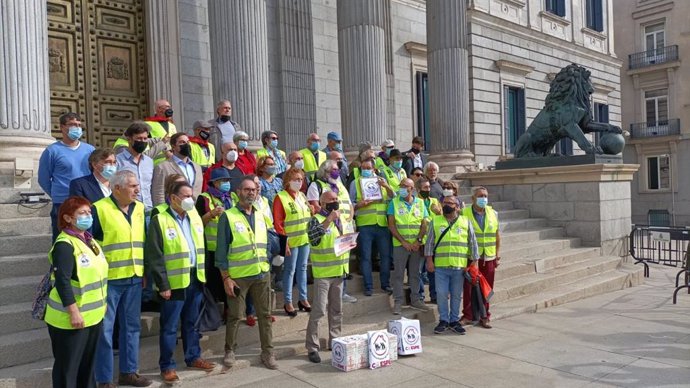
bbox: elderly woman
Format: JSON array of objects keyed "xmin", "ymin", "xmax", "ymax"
[
  {"xmin": 258, "ymin": 156, "xmax": 283, "ymax": 208},
  {"xmin": 442, "ymin": 181, "xmax": 459, "ymax": 198},
  {"xmin": 255, "ymin": 130, "xmax": 288, "ymax": 177},
  {"xmin": 45, "ymin": 196, "xmax": 108, "ymax": 388},
  {"xmin": 233, "ymin": 131, "xmax": 257, "ymax": 175},
  {"xmin": 424, "ymin": 161, "xmax": 445, "ymax": 200},
  {"xmin": 273, "ymin": 167, "xmax": 312, "ymax": 316}
]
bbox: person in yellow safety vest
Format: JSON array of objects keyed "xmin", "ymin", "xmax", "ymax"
[
  {"xmin": 215, "ymin": 176, "xmax": 279, "ymax": 370},
  {"xmin": 348, "ymin": 159, "xmax": 394, "ymax": 296},
  {"xmin": 304, "ymin": 190, "xmax": 355, "ymax": 363},
  {"xmin": 286, "ymin": 151, "xmax": 310, "ymax": 192},
  {"xmin": 388, "ymin": 178, "xmax": 430, "ymax": 315},
  {"xmin": 256, "ymin": 130, "xmax": 288, "ymax": 176},
  {"xmin": 298, "ymin": 133, "xmax": 327, "ymax": 180},
  {"xmin": 424, "ymin": 195, "xmax": 480, "ymax": 335},
  {"xmin": 91, "ymin": 170, "xmax": 152, "ymax": 387},
  {"xmin": 44, "ymin": 196, "xmax": 108, "ymax": 388},
  {"xmin": 113, "ymin": 99, "xmax": 176, "ymax": 165},
  {"xmin": 188, "ymin": 120, "xmax": 216, "ymax": 172},
  {"xmin": 375, "ymin": 138, "xmax": 395, "ymax": 170},
  {"xmin": 306, "ymin": 160, "xmax": 353, "ymax": 220},
  {"xmin": 144, "ymin": 182, "xmax": 215, "ymax": 384},
  {"xmin": 381, "ymin": 149, "xmax": 407, "ymax": 193},
  {"xmin": 461, "ymin": 186, "xmax": 501, "ymax": 329}
]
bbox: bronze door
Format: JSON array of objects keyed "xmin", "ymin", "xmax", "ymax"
[{"xmin": 47, "ymin": 0, "xmax": 147, "ymax": 147}]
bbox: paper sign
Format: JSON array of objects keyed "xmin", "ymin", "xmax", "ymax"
[
  {"xmin": 360, "ymin": 177, "xmax": 383, "ymax": 201},
  {"xmin": 650, "ymin": 231, "xmax": 670, "ymax": 242},
  {"xmin": 334, "ymin": 232, "xmax": 359, "ymax": 257}
]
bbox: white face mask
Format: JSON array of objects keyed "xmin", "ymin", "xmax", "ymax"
[
  {"xmin": 289, "ymin": 180, "xmax": 302, "ymax": 192},
  {"xmin": 226, "ymin": 150, "xmax": 238, "ymax": 162},
  {"xmin": 293, "ymin": 160, "xmax": 305, "ymax": 170},
  {"xmin": 442, "ymin": 189, "xmax": 454, "ymax": 197},
  {"xmin": 180, "ymin": 197, "xmax": 195, "ymax": 212}
]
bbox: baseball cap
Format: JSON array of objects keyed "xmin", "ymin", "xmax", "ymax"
[{"xmin": 327, "ymin": 131, "xmax": 342, "ymax": 141}]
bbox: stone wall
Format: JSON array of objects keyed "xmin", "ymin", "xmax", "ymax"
[{"xmin": 311, "ymin": 0, "xmax": 342, "ymax": 134}]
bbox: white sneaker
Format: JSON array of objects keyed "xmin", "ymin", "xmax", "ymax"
[{"xmin": 342, "ymin": 293, "xmax": 358, "ymax": 303}]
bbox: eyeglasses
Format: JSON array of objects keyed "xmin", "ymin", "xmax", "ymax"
[
  {"xmin": 270, "ymin": 136, "xmax": 278, "ymax": 140},
  {"xmin": 413, "ymin": 173, "xmax": 423, "ymax": 177}
]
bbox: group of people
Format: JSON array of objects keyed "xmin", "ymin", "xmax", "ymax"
[{"xmin": 37, "ymin": 99, "xmax": 501, "ymax": 387}]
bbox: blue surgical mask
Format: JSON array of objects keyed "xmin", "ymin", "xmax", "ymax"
[
  {"xmin": 67, "ymin": 126, "xmax": 82, "ymax": 140},
  {"xmin": 101, "ymin": 165, "xmax": 117, "ymax": 180},
  {"xmin": 238, "ymin": 140, "xmax": 248, "ymax": 150},
  {"xmin": 310, "ymin": 142, "xmax": 320, "ymax": 152},
  {"xmin": 385, "ymin": 147, "xmax": 393, "ymax": 156},
  {"xmin": 399, "ymin": 188, "xmax": 409, "ymax": 198},
  {"xmin": 361, "ymin": 169, "xmax": 373, "ymax": 178},
  {"xmin": 335, "ymin": 143, "xmax": 343, "ymax": 152},
  {"xmin": 270, "ymin": 139, "xmax": 278, "ymax": 149},
  {"xmin": 219, "ymin": 181, "xmax": 231, "ymax": 193},
  {"xmin": 392, "ymin": 160, "xmax": 402, "ymax": 170},
  {"xmin": 265, "ymin": 166, "xmax": 278, "ymax": 176},
  {"xmin": 476, "ymin": 197, "xmax": 488, "ymax": 208},
  {"xmin": 75, "ymin": 215, "xmax": 93, "ymax": 231}
]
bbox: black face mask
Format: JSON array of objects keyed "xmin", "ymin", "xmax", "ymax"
[
  {"xmin": 132, "ymin": 140, "xmax": 148, "ymax": 154},
  {"xmin": 199, "ymin": 131, "xmax": 210, "ymax": 140},
  {"xmin": 337, "ymin": 161, "xmax": 344, "ymax": 170},
  {"xmin": 325, "ymin": 202, "xmax": 340, "ymax": 212},
  {"xmin": 412, "ymin": 148, "xmax": 421, "ymax": 155},
  {"xmin": 164, "ymin": 108, "xmax": 174, "ymax": 118},
  {"xmin": 219, "ymin": 115, "xmax": 231, "ymax": 123},
  {"xmin": 442, "ymin": 205, "xmax": 455, "ymax": 215},
  {"xmin": 179, "ymin": 143, "xmax": 191, "ymax": 157},
  {"xmin": 419, "ymin": 191, "xmax": 430, "ymax": 199}
]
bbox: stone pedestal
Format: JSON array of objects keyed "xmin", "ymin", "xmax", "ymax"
[{"xmin": 462, "ymin": 164, "xmax": 640, "ymax": 257}]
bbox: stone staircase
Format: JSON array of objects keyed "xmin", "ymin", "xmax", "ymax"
[{"xmin": 0, "ymin": 190, "xmax": 643, "ymax": 387}]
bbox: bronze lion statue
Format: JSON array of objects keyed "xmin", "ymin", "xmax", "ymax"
[{"xmin": 514, "ymin": 64, "xmax": 622, "ymax": 158}]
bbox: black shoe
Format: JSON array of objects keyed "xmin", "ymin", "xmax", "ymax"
[
  {"xmin": 449, "ymin": 321, "xmax": 466, "ymax": 335},
  {"xmin": 434, "ymin": 321, "xmax": 449, "ymax": 334},
  {"xmin": 345, "ymin": 273, "xmax": 353, "ymax": 280},
  {"xmin": 382, "ymin": 286, "xmax": 393, "ymax": 295},
  {"xmin": 364, "ymin": 289, "xmax": 373, "ymax": 296},
  {"xmin": 308, "ymin": 351, "xmax": 321, "ymax": 363},
  {"xmin": 297, "ymin": 301, "xmax": 312, "ymax": 312}
]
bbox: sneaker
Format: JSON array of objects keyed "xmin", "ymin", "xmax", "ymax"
[
  {"xmin": 410, "ymin": 300, "xmax": 430, "ymax": 311},
  {"xmin": 382, "ymin": 286, "xmax": 393, "ymax": 295},
  {"xmin": 342, "ymin": 293, "xmax": 358, "ymax": 303},
  {"xmin": 434, "ymin": 321, "xmax": 449, "ymax": 334},
  {"xmin": 118, "ymin": 373, "xmax": 152, "ymax": 387},
  {"xmin": 364, "ymin": 289, "xmax": 373, "ymax": 296},
  {"xmin": 159, "ymin": 369, "xmax": 179, "ymax": 384},
  {"xmin": 223, "ymin": 351, "xmax": 236, "ymax": 367},
  {"xmin": 392, "ymin": 303, "xmax": 402, "ymax": 315},
  {"xmin": 187, "ymin": 358, "xmax": 216, "ymax": 371},
  {"xmin": 308, "ymin": 351, "xmax": 321, "ymax": 363},
  {"xmin": 449, "ymin": 321, "xmax": 466, "ymax": 335},
  {"xmin": 261, "ymin": 352, "xmax": 279, "ymax": 370}
]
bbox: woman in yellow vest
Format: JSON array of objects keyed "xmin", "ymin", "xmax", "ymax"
[
  {"xmin": 255, "ymin": 130, "xmax": 288, "ymax": 176},
  {"xmin": 273, "ymin": 167, "xmax": 313, "ymax": 316},
  {"xmin": 45, "ymin": 196, "xmax": 108, "ymax": 388}
]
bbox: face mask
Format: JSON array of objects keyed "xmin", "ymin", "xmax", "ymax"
[
  {"xmin": 361, "ymin": 169, "xmax": 373, "ymax": 178},
  {"xmin": 392, "ymin": 160, "xmax": 402, "ymax": 170},
  {"xmin": 219, "ymin": 181, "xmax": 231, "ymax": 193},
  {"xmin": 220, "ymin": 115, "xmax": 231, "ymax": 123},
  {"xmin": 385, "ymin": 148, "xmax": 393, "ymax": 156},
  {"xmin": 270, "ymin": 139, "xmax": 278, "ymax": 149},
  {"xmin": 238, "ymin": 140, "xmax": 248, "ymax": 150},
  {"xmin": 164, "ymin": 108, "xmax": 174, "ymax": 117},
  {"xmin": 180, "ymin": 197, "xmax": 195, "ymax": 212},
  {"xmin": 293, "ymin": 160, "xmax": 305, "ymax": 170},
  {"xmin": 289, "ymin": 180, "xmax": 302, "ymax": 192},
  {"xmin": 132, "ymin": 140, "xmax": 148, "ymax": 154},
  {"xmin": 67, "ymin": 126, "xmax": 82, "ymax": 140},
  {"xmin": 325, "ymin": 202, "xmax": 339, "ymax": 212},
  {"xmin": 265, "ymin": 166, "xmax": 278, "ymax": 176},
  {"xmin": 476, "ymin": 197, "xmax": 488, "ymax": 208},
  {"xmin": 442, "ymin": 205, "xmax": 455, "ymax": 215},
  {"xmin": 329, "ymin": 169, "xmax": 340, "ymax": 180},
  {"xmin": 178, "ymin": 143, "xmax": 191, "ymax": 157},
  {"xmin": 75, "ymin": 215, "xmax": 93, "ymax": 231},
  {"xmin": 101, "ymin": 165, "xmax": 117, "ymax": 180},
  {"xmin": 226, "ymin": 150, "xmax": 238, "ymax": 162},
  {"xmin": 442, "ymin": 189, "xmax": 454, "ymax": 197},
  {"xmin": 399, "ymin": 188, "xmax": 409, "ymax": 198},
  {"xmin": 309, "ymin": 142, "xmax": 320, "ymax": 152},
  {"xmin": 335, "ymin": 143, "xmax": 343, "ymax": 152},
  {"xmin": 337, "ymin": 161, "xmax": 344, "ymax": 170},
  {"xmin": 199, "ymin": 131, "xmax": 210, "ymax": 140},
  {"xmin": 412, "ymin": 148, "xmax": 421, "ymax": 155},
  {"xmin": 419, "ymin": 190, "xmax": 430, "ymax": 199}
]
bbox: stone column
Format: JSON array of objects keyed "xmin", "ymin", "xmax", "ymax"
[
  {"xmin": 426, "ymin": 0, "xmax": 474, "ymax": 172},
  {"xmin": 0, "ymin": 0, "xmax": 55, "ymax": 175},
  {"xmin": 208, "ymin": 0, "xmax": 271, "ymax": 142},
  {"xmin": 337, "ymin": 0, "xmax": 387, "ymax": 151},
  {"xmin": 144, "ymin": 0, "xmax": 184, "ymax": 128}
]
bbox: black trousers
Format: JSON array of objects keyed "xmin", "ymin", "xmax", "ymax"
[
  {"xmin": 204, "ymin": 251, "xmax": 225, "ymax": 303},
  {"xmin": 47, "ymin": 321, "xmax": 102, "ymax": 388}
]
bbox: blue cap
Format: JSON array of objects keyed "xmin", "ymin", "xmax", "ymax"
[
  {"xmin": 327, "ymin": 131, "xmax": 342, "ymax": 141},
  {"xmin": 209, "ymin": 167, "xmax": 231, "ymax": 182}
]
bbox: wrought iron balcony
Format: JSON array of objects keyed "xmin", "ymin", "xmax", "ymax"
[
  {"xmin": 629, "ymin": 118, "xmax": 680, "ymax": 138},
  {"xmin": 628, "ymin": 45, "xmax": 679, "ymax": 70}
]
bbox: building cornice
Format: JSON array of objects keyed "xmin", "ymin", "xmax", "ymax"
[
  {"xmin": 392, "ymin": 0, "xmax": 426, "ymax": 11},
  {"xmin": 632, "ymin": 1, "xmax": 674, "ymax": 19},
  {"xmin": 495, "ymin": 59, "xmax": 534, "ymax": 76}
]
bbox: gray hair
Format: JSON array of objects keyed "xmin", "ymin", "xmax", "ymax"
[
  {"xmin": 316, "ymin": 160, "xmax": 338, "ymax": 181},
  {"xmin": 472, "ymin": 186, "xmax": 488, "ymax": 196},
  {"xmin": 216, "ymin": 100, "xmax": 231, "ymax": 109},
  {"xmin": 233, "ymin": 130, "xmax": 249, "ymax": 143},
  {"xmin": 424, "ymin": 161, "xmax": 439, "ymax": 174},
  {"xmin": 110, "ymin": 170, "xmax": 137, "ymax": 188},
  {"xmin": 261, "ymin": 130, "xmax": 277, "ymax": 146}
]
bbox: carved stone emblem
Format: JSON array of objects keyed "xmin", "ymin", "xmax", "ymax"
[
  {"xmin": 48, "ymin": 48, "xmax": 65, "ymax": 73},
  {"xmin": 106, "ymin": 57, "xmax": 129, "ymax": 80}
]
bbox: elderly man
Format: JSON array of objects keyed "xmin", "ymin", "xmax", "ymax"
[
  {"xmin": 188, "ymin": 120, "xmax": 216, "ymax": 172},
  {"xmin": 328, "ymin": 150, "xmax": 349, "ymax": 183},
  {"xmin": 113, "ymin": 99, "xmax": 176, "ymax": 165},
  {"xmin": 92, "ymin": 170, "xmax": 151, "ymax": 387},
  {"xmin": 202, "ymin": 141, "xmax": 244, "ymax": 192},
  {"xmin": 299, "ymin": 133, "xmax": 327, "ymax": 180},
  {"xmin": 208, "ymin": 100, "xmax": 242, "ymax": 161},
  {"xmin": 116, "ymin": 122, "xmax": 155, "ymax": 212},
  {"xmin": 424, "ymin": 195, "xmax": 479, "ymax": 335},
  {"xmin": 323, "ymin": 132, "xmax": 348, "ymax": 177},
  {"xmin": 256, "ymin": 130, "xmax": 287, "ymax": 176},
  {"xmin": 424, "ymin": 162, "xmax": 445, "ymax": 200},
  {"xmin": 39, "ymin": 112, "xmax": 95, "ymax": 240},
  {"xmin": 69, "ymin": 148, "xmax": 117, "ymax": 204},
  {"xmin": 305, "ymin": 191, "xmax": 355, "ymax": 363},
  {"xmin": 375, "ymin": 139, "xmax": 395, "ymax": 170},
  {"xmin": 152, "ymin": 133, "xmax": 203, "ymax": 206},
  {"xmin": 461, "ymin": 186, "xmax": 501, "ymax": 329},
  {"xmin": 232, "ymin": 131, "xmax": 257, "ymax": 175}
]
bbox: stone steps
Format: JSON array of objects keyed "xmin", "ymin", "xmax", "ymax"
[
  {"xmin": 495, "ymin": 247, "xmax": 602, "ymax": 282},
  {"xmin": 0, "ymin": 254, "xmax": 48, "ymax": 280},
  {"xmin": 500, "ymin": 217, "xmax": 548, "ymax": 232},
  {"xmin": 0, "ymin": 217, "xmax": 51, "ymax": 237},
  {"xmin": 0, "ymin": 276, "xmax": 43, "ymax": 306},
  {"xmin": 499, "ymin": 227, "xmax": 564, "ymax": 246},
  {"xmin": 0, "ymin": 303, "xmax": 45, "ymax": 336},
  {"xmin": 0, "ymin": 204, "xmax": 51, "ymax": 220},
  {"xmin": 0, "ymin": 235, "xmax": 52, "ymax": 256}
]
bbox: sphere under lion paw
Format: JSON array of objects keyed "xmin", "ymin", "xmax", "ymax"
[{"xmin": 599, "ymin": 133, "xmax": 625, "ymax": 155}]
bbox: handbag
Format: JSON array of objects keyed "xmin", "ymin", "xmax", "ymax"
[{"xmin": 31, "ymin": 269, "xmax": 53, "ymax": 320}]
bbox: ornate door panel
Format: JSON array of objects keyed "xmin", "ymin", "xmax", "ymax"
[{"xmin": 47, "ymin": 0, "xmax": 147, "ymax": 147}]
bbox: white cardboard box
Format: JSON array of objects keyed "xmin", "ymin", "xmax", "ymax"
[
  {"xmin": 367, "ymin": 330, "xmax": 392, "ymax": 369},
  {"xmin": 388, "ymin": 317, "xmax": 423, "ymax": 355},
  {"xmin": 331, "ymin": 335, "xmax": 368, "ymax": 372},
  {"xmin": 387, "ymin": 332, "xmax": 398, "ymax": 361}
]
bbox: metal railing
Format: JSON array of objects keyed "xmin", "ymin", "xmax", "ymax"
[
  {"xmin": 628, "ymin": 45, "xmax": 679, "ymax": 70},
  {"xmin": 629, "ymin": 224, "xmax": 689, "ymax": 278},
  {"xmin": 629, "ymin": 118, "xmax": 680, "ymax": 138}
]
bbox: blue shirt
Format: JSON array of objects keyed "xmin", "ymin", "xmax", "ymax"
[
  {"xmin": 170, "ymin": 208, "xmax": 196, "ymax": 267},
  {"xmin": 172, "ymin": 155, "xmax": 196, "ymax": 186},
  {"xmin": 387, "ymin": 196, "xmax": 429, "ymax": 218},
  {"xmin": 116, "ymin": 149, "xmax": 154, "ymax": 210},
  {"xmin": 260, "ymin": 176, "xmax": 283, "ymax": 208},
  {"xmin": 38, "ymin": 141, "xmax": 95, "ymax": 204}
]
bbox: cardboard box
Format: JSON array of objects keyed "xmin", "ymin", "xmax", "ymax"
[
  {"xmin": 331, "ymin": 335, "xmax": 368, "ymax": 372},
  {"xmin": 387, "ymin": 332, "xmax": 398, "ymax": 361},
  {"xmin": 388, "ymin": 317, "xmax": 423, "ymax": 355},
  {"xmin": 367, "ymin": 330, "xmax": 392, "ymax": 369}
]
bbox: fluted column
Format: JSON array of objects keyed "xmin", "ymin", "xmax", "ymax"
[
  {"xmin": 427, "ymin": 0, "xmax": 474, "ymax": 172},
  {"xmin": 337, "ymin": 0, "xmax": 387, "ymax": 150},
  {"xmin": 208, "ymin": 0, "xmax": 271, "ymax": 142},
  {"xmin": 0, "ymin": 0, "xmax": 55, "ymax": 171}
]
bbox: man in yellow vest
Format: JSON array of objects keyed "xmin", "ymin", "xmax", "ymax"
[
  {"xmin": 304, "ymin": 191, "xmax": 355, "ymax": 363},
  {"xmin": 215, "ymin": 176, "xmax": 278, "ymax": 370},
  {"xmin": 91, "ymin": 170, "xmax": 151, "ymax": 387},
  {"xmin": 381, "ymin": 149, "xmax": 407, "ymax": 193},
  {"xmin": 145, "ymin": 182, "xmax": 215, "ymax": 384},
  {"xmin": 188, "ymin": 120, "xmax": 216, "ymax": 172},
  {"xmin": 461, "ymin": 186, "xmax": 501, "ymax": 329},
  {"xmin": 424, "ymin": 195, "xmax": 479, "ymax": 335},
  {"xmin": 113, "ymin": 99, "xmax": 176, "ymax": 165},
  {"xmin": 299, "ymin": 133, "xmax": 327, "ymax": 180}
]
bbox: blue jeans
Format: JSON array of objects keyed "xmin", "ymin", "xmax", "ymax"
[
  {"xmin": 159, "ymin": 275, "xmax": 204, "ymax": 371},
  {"xmin": 95, "ymin": 277, "xmax": 142, "ymax": 383},
  {"xmin": 282, "ymin": 243, "xmax": 309, "ymax": 304},
  {"xmin": 434, "ymin": 267, "xmax": 465, "ymax": 323},
  {"xmin": 419, "ymin": 262, "xmax": 436, "ymax": 300},
  {"xmin": 357, "ymin": 225, "xmax": 392, "ymax": 291}
]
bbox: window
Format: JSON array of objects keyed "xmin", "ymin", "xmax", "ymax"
[
  {"xmin": 647, "ymin": 155, "xmax": 670, "ymax": 190},
  {"xmin": 645, "ymin": 23, "xmax": 665, "ymax": 57},
  {"xmin": 504, "ymin": 86, "xmax": 525, "ymax": 154},
  {"xmin": 648, "ymin": 209, "xmax": 670, "ymax": 227},
  {"xmin": 545, "ymin": 0, "xmax": 566, "ymax": 17},
  {"xmin": 645, "ymin": 89, "xmax": 668, "ymax": 127},
  {"xmin": 585, "ymin": 0, "xmax": 604, "ymax": 32},
  {"xmin": 593, "ymin": 103, "xmax": 609, "ymax": 146},
  {"xmin": 415, "ymin": 71, "xmax": 429, "ymax": 147}
]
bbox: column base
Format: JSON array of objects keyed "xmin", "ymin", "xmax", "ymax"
[
  {"xmin": 0, "ymin": 136, "xmax": 55, "ymax": 177},
  {"xmin": 428, "ymin": 150, "xmax": 476, "ymax": 174}
]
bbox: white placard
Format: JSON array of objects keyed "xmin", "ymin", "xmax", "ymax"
[{"xmin": 334, "ymin": 232, "xmax": 359, "ymax": 257}]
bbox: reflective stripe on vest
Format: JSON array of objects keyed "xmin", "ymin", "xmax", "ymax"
[
  {"xmin": 277, "ymin": 190, "xmax": 310, "ymax": 247},
  {"xmin": 154, "ymin": 209, "xmax": 206, "ymax": 289},
  {"xmin": 382, "ymin": 165, "xmax": 406, "ymax": 193},
  {"xmin": 45, "ymin": 233, "xmax": 108, "ymax": 329},
  {"xmin": 354, "ymin": 177, "xmax": 388, "ymax": 228},
  {"xmin": 189, "ymin": 142, "xmax": 215, "ymax": 168},
  {"xmin": 146, "ymin": 120, "xmax": 177, "ymax": 165},
  {"xmin": 432, "ymin": 214, "xmax": 470, "ymax": 268},
  {"xmin": 462, "ymin": 206, "xmax": 498, "ymax": 257},
  {"xmin": 310, "ymin": 213, "xmax": 353, "ymax": 278},
  {"xmin": 299, "ymin": 148, "xmax": 326, "ymax": 177},
  {"xmin": 316, "ymin": 180, "xmax": 352, "ymax": 218},
  {"xmin": 391, "ymin": 197, "xmax": 427, "ymax": 247},
  {"xmin": 200, "ymin": 192, "xmax": 223, "ymax": 252},
  {"xmin": 224, "ymin": 207, "xmax": 270, "ymax": 278},
  {"xmin": 93, "ymin": 198, "xmax": 146, "ymax": 280}
]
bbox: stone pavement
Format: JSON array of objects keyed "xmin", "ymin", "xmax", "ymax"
[{"xmin": 170, "ymin": 265, "xmax": 690, "ymax": 388}]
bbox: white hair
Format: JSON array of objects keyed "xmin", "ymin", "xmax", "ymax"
[
  {"xmin": 233, "ymin": 131, "xmax": 249, "ymax": 143},
  {"xmin": 110, "ymin": 170, "xmax": 137, "ymax": 188},
  {"xmin": 424, "ymin": 161, "xmax": 439, "ymax": 174},
  {"xmin": 316, "ymin": 160, "xmax": 338, "ymax": 181},
  {"xmin": 216, "ymin": 100, "xmax": 231, "ymax": 109}
]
